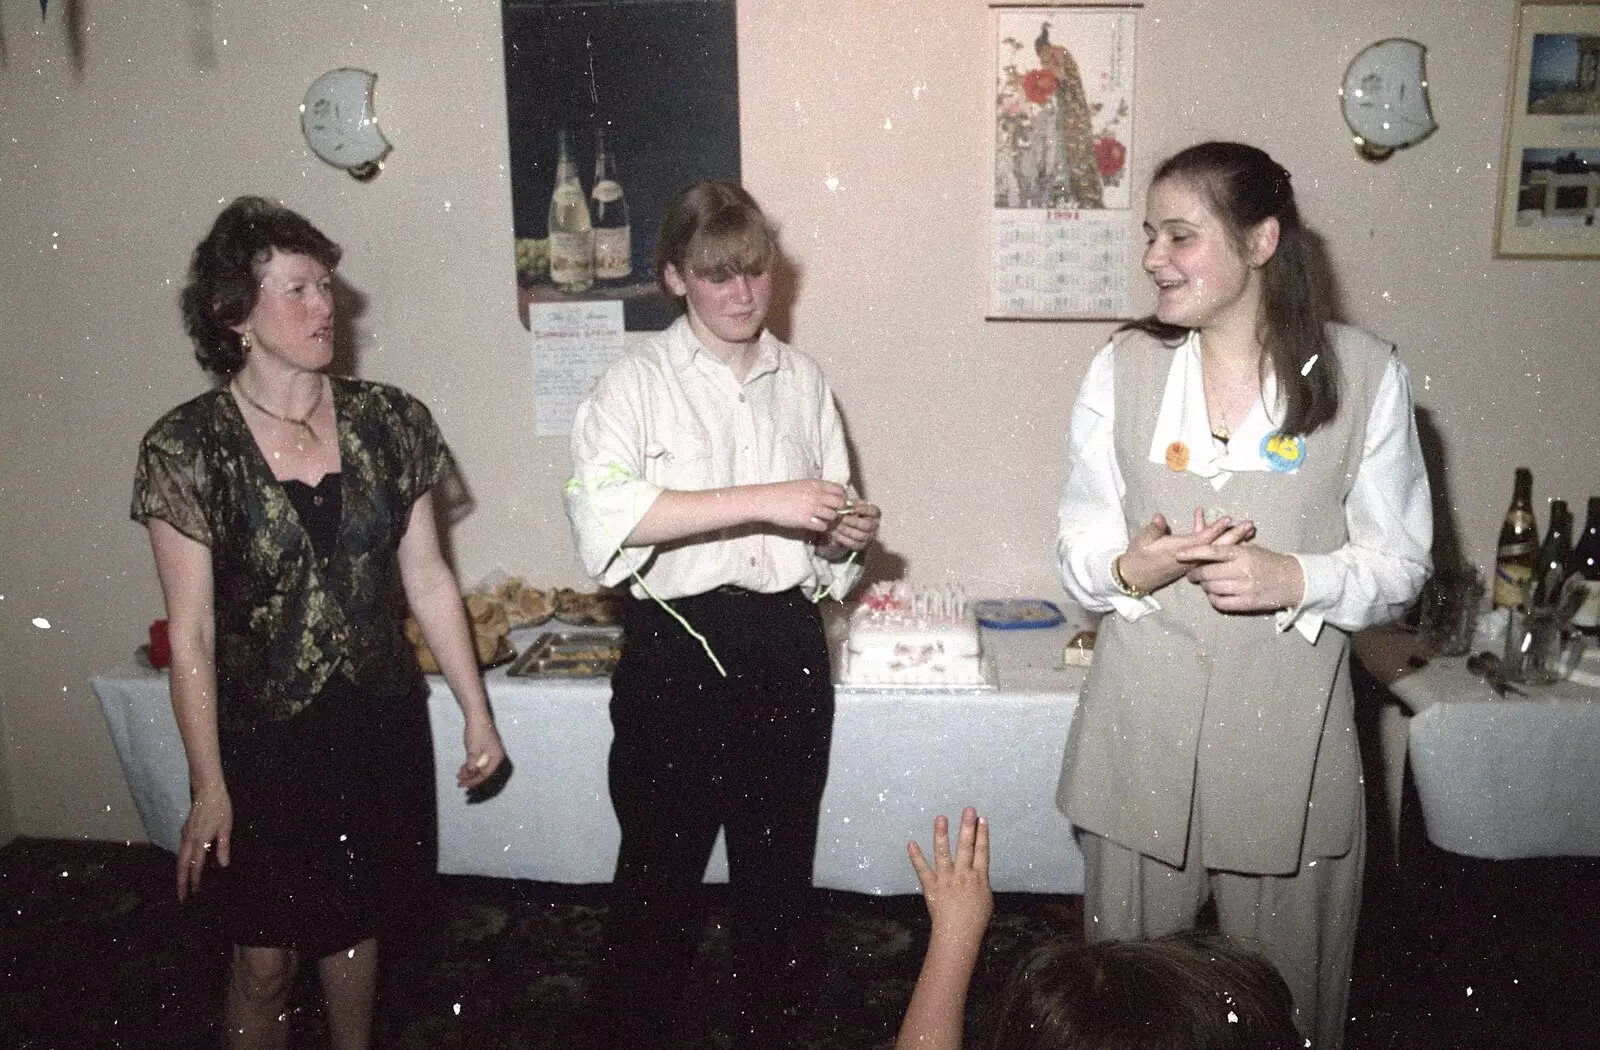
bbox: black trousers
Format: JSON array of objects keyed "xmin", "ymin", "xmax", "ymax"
[{"xmin": 596, "ymin": 587, "xmax": 835, "ymax": 1048}]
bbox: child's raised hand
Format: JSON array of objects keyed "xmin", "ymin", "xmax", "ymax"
[
  {"xmin": 907, "ymin": 808, "xmax": 993, "ymax": 945},
  {"xmin": 897, "ymin": 809, "xmax": 993, "ymax": 1050}
]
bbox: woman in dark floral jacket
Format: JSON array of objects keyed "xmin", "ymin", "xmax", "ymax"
[{"xmin": 132, "ymin": 196, "xmax": 505, "ymax": 1050}]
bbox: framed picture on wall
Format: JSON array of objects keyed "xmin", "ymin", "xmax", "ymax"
[
  {"xmin": 1494, "ymin": 0, "xmax": 1600, "ymax": 259},
  {"xmin": 988, "ymin": 3, "xmax": 1141, "ymax": 321},
  {"xmin": 501, "ymin": 0, "xmax": 742, "ymax": 329}
]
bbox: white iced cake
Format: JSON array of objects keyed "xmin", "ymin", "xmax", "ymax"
[{"xmin": 841, "ymin": 582, "xmax": 984, "ymax": 685}]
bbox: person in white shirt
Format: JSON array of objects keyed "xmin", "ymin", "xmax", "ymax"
[
  {"xmin": 564, "ymin": 180, "xmax": 880, "ymax": 1048},
  {"xmin": 1054, "ymin": 142, "xmax": 1431, "ymax": 1049}
]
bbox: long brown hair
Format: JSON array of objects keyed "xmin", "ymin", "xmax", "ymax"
[{"xmin": 1124, "ymin": 142, "xmax": 1337, "ymax": 436}]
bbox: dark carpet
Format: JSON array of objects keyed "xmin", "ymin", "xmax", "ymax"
[{"xmin": 3, "ymin": 815, "xmax": 1598, "ymax": 1049}]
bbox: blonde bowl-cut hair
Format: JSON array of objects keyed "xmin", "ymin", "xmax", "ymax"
[{"xmin": 652, "ymin": 179, "xmax": 777, "ymax": 309}]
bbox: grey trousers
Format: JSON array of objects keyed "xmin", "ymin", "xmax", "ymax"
[{"xmin": 1078, "ymin": 795, "xmax": 1365, "ymax": 1050}]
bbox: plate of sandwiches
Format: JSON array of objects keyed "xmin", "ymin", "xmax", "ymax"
[
  {"xmin": 551, "ymin": 588, "xmax": 625, "ymax": 627},
  {"xmin": 405, "ymin": 602, "xmax": 515, "ymax": 673}
]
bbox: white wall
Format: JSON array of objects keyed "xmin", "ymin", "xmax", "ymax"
[{"xmin": 1, "ymin": 0, "xmax": 1595, "ymax": 844}]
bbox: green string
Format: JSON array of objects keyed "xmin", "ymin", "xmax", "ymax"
[
  {"xmin": 567, "ymin": 464, "xmax": 729, "ymax": 676},
  {"xmin": 810, "ymin": 547, "xmax": 858, "ymax": 604},
  {"xmin": 567, "ymin": 462, "xmax": 861, "ymax": 677}
]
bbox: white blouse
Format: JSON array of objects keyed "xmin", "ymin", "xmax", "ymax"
[
  {"xmin": 1056, "ymin": 334, "xmax": 1432, "ymax": 642},
  {"xmin": 565, "ymin": 316, "xmax": 863, "ymax": 602}
]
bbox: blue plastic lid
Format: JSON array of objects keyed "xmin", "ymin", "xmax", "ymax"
[{"xmin": 973, "ymin": 598, "xmax": 1066, "ymax": 630}]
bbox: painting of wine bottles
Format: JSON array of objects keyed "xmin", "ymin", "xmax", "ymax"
[{"xmin": 502, "ymin": 0, "xmax": 742, "ymax": 329}]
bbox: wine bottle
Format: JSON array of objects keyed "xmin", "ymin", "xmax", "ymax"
[
  {"xmin": 1492, "ymin": 468, "xmax": 1538, "ymax": 611},
  {"xmin": 1529, "ymin": 499, "xmax": 1572, "ymax": 609},
  {"xmin": 547, "ymin": 128, "xmax": 594, "ymax": 293},
  {"xmin": 1567, "ymin": 496, "xmax": 1600, "ymax": 636},
  {"xmin": 591, "ymin": 127, "xmax": 632, "ymax": 283}
]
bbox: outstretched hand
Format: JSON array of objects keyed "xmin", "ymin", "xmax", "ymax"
[
  {"xmin": 897, "ymin": 808, "xmax": 993, "ymax": 1050},
  {"xmin": 1117, "ymin": 508, "xmax": 1255, "ymax": 596},
  {"xmin": 907, "ymin": 808, "xmax": 993, "ymax": 946}
]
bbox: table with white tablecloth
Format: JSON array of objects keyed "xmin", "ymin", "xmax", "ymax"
[
  {"xmin": 1356, "ymin": 629, "xmax": 1600, "ymax": 860},
  {"xmin": 94, "ymin": 624, "xmax": 1087, "ymax": 895}
]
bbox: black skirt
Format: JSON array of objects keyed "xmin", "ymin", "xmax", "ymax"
[{"xmin": 204, "ymin": 675, "xmax": 437, "ymax": 957}]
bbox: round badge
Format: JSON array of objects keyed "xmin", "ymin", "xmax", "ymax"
[
  {"xmin": 1164, "ymin": 441, "xmax": 1190, "ymax": 472},
  {"xmin": 1259, "ymin": 431, "xmax": 1305, "ymax": 473}
]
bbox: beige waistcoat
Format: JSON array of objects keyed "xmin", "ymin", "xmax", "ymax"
[{"xmin": 1057, "ymin": 323, "xmax": 1393, "ymax": 875}]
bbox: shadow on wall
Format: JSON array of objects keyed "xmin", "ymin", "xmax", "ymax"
[
  {"xmin": 1416, "ymin": 406, "xmax": 1466, "ymax": 575},
  {"xmin": 1308, "ymin": 226, "xmax": 1460, "ymax": 578}
]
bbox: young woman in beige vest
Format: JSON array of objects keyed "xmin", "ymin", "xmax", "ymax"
[{"xmin": 1055, "ymin": 142, "xmax": 1432, "ymax": 1048}]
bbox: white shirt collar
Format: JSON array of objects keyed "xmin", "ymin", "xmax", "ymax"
[
  {"xmin": 1146, "ymin": 331, "xmax": 1291, "ymax": 489},
  {"xmin": 664, "ymin": 314, "xmax": 784, "ymax": 383}
]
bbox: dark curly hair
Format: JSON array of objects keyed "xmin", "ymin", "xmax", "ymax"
[{"xmin": 180, "ymin": 196, "xmax": 342, "ymax": 376}]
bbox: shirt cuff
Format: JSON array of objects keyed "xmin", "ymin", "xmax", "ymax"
[
  {"xmin": 1276, "ymin": 554, "xmax": 1330, "ymax": 643},
  {"xmin": 565, "ymin": 475, "xmax": 662, "ymax": 585},
  {"xmin": 811, "ymin": 545, "xmax": 865, "ymax": 600}
]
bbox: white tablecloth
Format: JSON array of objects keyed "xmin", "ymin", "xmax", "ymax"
[
  {"xmin": 93, "ymin": 625, "xmax": 1087, "ymax": 894},
  {"xmin": 1385, "ymin": 656, "xmax": 1600, "ymax": 860},
  {"xmin": 1357, "ymin": 627, "xmax": 1600, "ymax": 860}
]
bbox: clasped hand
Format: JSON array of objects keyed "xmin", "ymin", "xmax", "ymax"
[
  {"xmin": 767, "ymin": 479, "xmax": 880, "ymax": 555},
  {"xmin": 457, "ymin": 717, "xmax": 507, "ymax": 790},
  {"xmin": 1121, "ymin": 508, "xmax": 1304, "ymax": 613}
]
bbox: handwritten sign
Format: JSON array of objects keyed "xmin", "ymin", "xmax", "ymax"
[{"xmin": 530, "ymin": 300, "xmax": 626, "ymax": 436}]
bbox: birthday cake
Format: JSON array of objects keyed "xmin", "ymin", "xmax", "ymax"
[{"xmin": 841, "ymin": 582, "xmax": 985, "ymax": 686}]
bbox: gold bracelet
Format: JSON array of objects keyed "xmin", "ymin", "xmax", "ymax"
[{"xmin": 1110, "ymin": 553, "xmax": 1147, "ymax": 598}]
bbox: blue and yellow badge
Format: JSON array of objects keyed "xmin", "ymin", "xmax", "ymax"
[{"xmin": 1259, "ymin": 431, "xmax": 1305, "ymax": 473}]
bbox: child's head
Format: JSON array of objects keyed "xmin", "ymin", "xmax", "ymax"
[
  {"xmin": 653, "ymin": 179, "xmax": 777, "ymax": 308},
  {"xmin": 989, "ymin": 930, "xmax": 1303, "ymax": 1050}
]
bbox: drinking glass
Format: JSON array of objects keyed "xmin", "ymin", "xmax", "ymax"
[
  {"xmin": 1503, "ymin": 606, "xmax": 1586, "ymax": 685},
  {"xmin": 1420, "ymin": 571, "xmax": 1485, "ymax": 658}
]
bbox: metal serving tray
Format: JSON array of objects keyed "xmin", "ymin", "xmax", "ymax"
[{"xmin": 506, "ymin": 629, "xmax": 623, "ymax": 679}]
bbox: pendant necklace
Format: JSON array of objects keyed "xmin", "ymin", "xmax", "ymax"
[
  {"xmin": 234, "ymin": 377, "xmax": 324, "ymax": 447},
  {"xmin": 1200, "ymin": 332, "xmax": 1265, "ymax": 449},
  {"xmin": 1200, "ymin": 352, "xmax": 1231, "ymax": 447}
]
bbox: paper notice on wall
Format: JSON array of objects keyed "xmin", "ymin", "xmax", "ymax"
[{"xmin": 531, "ymin": 300, "xmax": 625, "ymax": 436}]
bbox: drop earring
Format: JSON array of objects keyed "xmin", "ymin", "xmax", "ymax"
[{"xmin": 240, "ymin": 331, "xmax": 253, "ymax": 351}]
